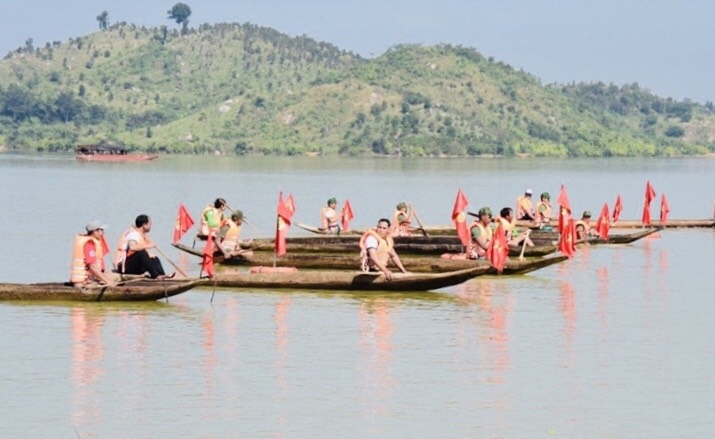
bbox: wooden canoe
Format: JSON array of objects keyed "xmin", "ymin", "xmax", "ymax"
[
  {"xmin": 173, "ymin": 243, "xmax": 565, "ymax": 274},
  {"xmin": 204, "ymin": 267, "xmax": 490, "ymax": 291},
  {"xmin": 0, "ymin": 279, "xmax": 201, "ymax": 301},
  {"xmin": 527, "ymin": 227, "xmax": 660, "ymax": 245}
]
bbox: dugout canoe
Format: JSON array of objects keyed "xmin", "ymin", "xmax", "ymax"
[
  {"xmin": 0, "ymin": 279, "xmax": 201, "ymax": 302},
  {"xmin": 204, "ymin": 267, "xmax": 489, "ymax": 291},
  {"xmin": 527, "ymin": 227, "xmax": 660, "ymax": 246}
]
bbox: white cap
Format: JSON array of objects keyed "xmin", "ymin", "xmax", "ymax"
[
  {"xmin": 525, "ymin": 189, "xmax": 533, "ymax": 195},
  {"xmin": 86, "ymin": 220, "xmax": 108, "ymax": 232}
]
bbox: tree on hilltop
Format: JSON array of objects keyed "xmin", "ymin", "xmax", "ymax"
[
  {"xmin": 96, "ymin": 11, "xmax": 109, "ymax": 30},
  {"xmin": 167, "ymin": 3, "xmax": 192, "ymax": 35}
]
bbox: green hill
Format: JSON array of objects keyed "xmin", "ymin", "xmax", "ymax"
[{"xmin": 1, "ymin": 22, "xmax": 714, "ymax": 157}]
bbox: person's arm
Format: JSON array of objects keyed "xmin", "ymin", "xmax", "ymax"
[
  {"xmin": 388, "ymin": 249, "xmax": 408, "ymax": 274},
  {"xmin": 88, "ymin": 262, "xmax": 114, "ymax": 286},
  {"xmin": 126, "ymin": 232, "xmax": 155, "ymax": 252},
  {"xmin": 367, "ymin": 247, "xmax": 393, "ymax": 280},
  {"xmin": 84, "ymin": 241, "xmax": 114, "ymax": 285}
]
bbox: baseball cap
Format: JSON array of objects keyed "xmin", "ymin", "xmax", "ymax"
[
  {"xmin": 525, "ymin": 189, "xmax": 533, "ymax": 195},
  {"xmin": 86, "ymin": 220, "xmax": 108, "ymax": 232}
]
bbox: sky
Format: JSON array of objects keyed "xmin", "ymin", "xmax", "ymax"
[{"xmin": 1, "ymin": 0, "xmax": 714, "ymax": 103}]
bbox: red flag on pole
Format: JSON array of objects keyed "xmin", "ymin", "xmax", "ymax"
[
  {"xmin": 173, "ymin": 203, "xmax": 195, "ymax": 243},
  {"xmin": 595, "ymin": 203, "xmax": 610, "ymax": 240},
  {"xmin": 201, "ymin": 234, "xmax": 215, "ymax": 278},
  {"xmin": 275, "ymin": 193, "xmax": 296, "ymax": 256},
  {"xmin": 642, "ymin": 181, "xmax": 657, "ymax": 226},
  {"xmin": 486, "ymin": 223, "xmax": 508, "ymax": 273},
  {"xmin": 341, "ymin": 199, "xmax": 354, "ymax": 232},
  {"xmin": 452, "ymin": 189, "xmax": 470, "ymax": 247},
  {"xmin": 612, "ymin": 195, "xmax": 623, "ymax": 223},
  {"xmin": 558, "ymin": 217, "xmax": 577, "ymax": 258},
  {"xmin": 659, "ymin": 194, "xmax": 670, "ymax": 224},
  {"xmin": 557, "ymin": 184, "xmax": 571, "ymax": 235}
]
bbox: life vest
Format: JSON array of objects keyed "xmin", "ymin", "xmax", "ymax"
[
  {"xmin": 498, "ymin": 217, "xmax": 516, "ymax": 240},
  {"xmin": 70, "ymin": 235, "xmax": 103, "ymax": 284},
  {"xmin": 200, "ymin": 205, "xmax": 224, "ymax": 236},
  {"xmin": 391, "ymin": 210, "xmax": 411, "ymax": 236},
  {"xmin": 359, "ymin": 229, "xmax": 394, "ymax": 271},
  {"xmin": 320, "ymin": 207, "xmax": 339, "ymax": 231},
  {"xmin": 113, "ymin": 227, "xmax": 135, "ymax": 270},
  {"xmin": 537, "ymin": 201, "xmax": 553, "ymax": 222},
  {"xmin": 468, "ymin": 222, "xmax": 492, "ymax": 258},
  {"xmin": 575, "ymin": 220, "xmax": 590, "ymax": 238},
  {"xmin": 221, "ymin": 220, "xmax": 242, "ymax": 250},
  {"xmin": 516, "ymin": 196, "xmax": 533, "ymax": 218},
  {"xmin": 125, "ymin": 230, "xmax": 151, "ymax": 258}
]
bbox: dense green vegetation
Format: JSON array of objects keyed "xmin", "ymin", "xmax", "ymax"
[{"xmin": 1, "ymin": 21, "xmax": 714, "ymax": 156}]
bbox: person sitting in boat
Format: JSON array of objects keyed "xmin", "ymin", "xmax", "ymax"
[
  {"xmin": 360, "ymin": 218, "xmax": 408, "ymax": 281},
  {"xmin": 468, "ymin": 207, "xmax": 494, "ymax": 259},
  {"xmin": 575, "ymin": 211, "xmax": 597, "ymax": 240},
  {"xmin": 70, "ymin": 220, "xmax": 116, "ymax": 287},
  {"xmin": 391, "ymin": 202, "xmax": 414, "ymax": 236},
  {"xmin": 218, "ymin": 210, "xmax": 254, "ymax": 259},
  {"xmin": 516, "ymin": 189, "xmax": 536, "ymax": 221},
  {"xmin": 199, "ymin": 198, "xmax": 227, "ymax": 238},
  {"xmin": 320, "ymin": 198, "xmax": 340, "ymax": 234},
  {"xmin": 535, "ymin": 192, "xmax": 555, "ymax": 229},
  {"xmin": 118, "ymin": 215, "xmax": 173, "ymax": 280},
  {"xmin": 499, "ymin": 207, "xmax": 535, "ymax": 248}
]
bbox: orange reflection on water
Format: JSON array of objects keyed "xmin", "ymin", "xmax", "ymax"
[
  {"xmin": 274, "ymin": 297, "xmax": 291, "ymax": 389},
  {"xmin": 559, "ymin": 281, "xmax": 577, "ymax": 343},
  {"xmin": 358, "ymin": 298, "xmax": 395, "ymax": 426},
  {"xmin": 201, "ymin": 310, "xmax": 216, "ymax": 406},
  {"xmin": 70, "ymin": 307, "xmax": 104, "ymax": 429},
  {"xmin": 596, "ymin": 266, "xmax": 610, "ymax": 325}
]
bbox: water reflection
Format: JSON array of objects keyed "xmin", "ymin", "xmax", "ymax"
[
  {"xmin": 358, "ymin": 297, "xmax": 395, "ymax": 433},
  {"xmin": 70, "ymin": 307, "xmax": 104, "ymax": 431}
]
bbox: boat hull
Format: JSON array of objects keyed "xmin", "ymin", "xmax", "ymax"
[
  {"xmin": 0, "ymin": 279, "xmax": 200, "ymax": 301},
  {"xmin": 76, "ymin": 154, "xmax": 158, "ymax": 162}
]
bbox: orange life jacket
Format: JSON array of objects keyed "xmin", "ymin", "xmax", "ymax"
[
  {"xmin": 516, "ymin": 196, "xmax": 534, "ymax": 218},
  {"xmin": 221, "ymin": 220, "xmax": 242, "ymax": 250},
  {"xmin": 359, "ymin": 229, "xmax": 394, "ymax": 271},
  {"xmin": 468, "ymin": 222, "xmax": 492, "ymax": 258},
  {"xmin": 391, "ymin": 209, "xmax": 411, "ymax": 236},
  {"xmin": 537, "ymin": 201, "xmax": 553, "ymax": 221},
  {"xmin": 70, "ymin": 235, "xmax": 103, "ymax": 284},
  {"xmin": 575, "ymin": 220, "xmax": 590, "ymax": 238},
  {"xmin": 320, "ymin": 207, "xmax": 339, "ymax": 231},
  {"xmin": 113, "ymin": 226, "xmax": 135, "ymax": 270}
]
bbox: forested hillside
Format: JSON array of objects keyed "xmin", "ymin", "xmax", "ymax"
[{"xmin": 1, "ymin": 22, "xmax": 714, "ymax": 156}]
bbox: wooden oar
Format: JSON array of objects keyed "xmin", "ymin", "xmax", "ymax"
[
  {"xmin": 411, "ymin": 204, "xmax": 428, "ymax": 237},
  {"xmin": 224, "ymin": 202, "xmax": 265, "ymax": 237},
  {"xmin": 155, "ymin": 246, "xmax": 188, "ymax": 277},
  {"xmin": 296, "ymin": 222, "xmax": 327, "ymax": 235}
]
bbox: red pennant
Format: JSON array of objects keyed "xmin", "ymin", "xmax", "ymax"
[
  {"xmin": 595, "ymin": 203, "xmax": 610, "ymax": 240},
  {"xmin": 558, "ymin": 217, "xmax": 577, "ymax": 258},
  {"xmin": 275, "ymin": 193, "xmax": 296, "ymax": 256},
  {"xmin": 486, "ymin": 223, "xmax": 508, "ymax": 273},
  {"xmin": 659, "ymin": 194, "xmax": 670, "ymax": 224},
  {"xmin": 452, "ymin": 189, "xmax": 470, "ymax": 247},
  {"xmin": 642, "ymin": 181, "xmax": 657, "ymax": 225},
  {"xmin": 612, "ymin": 195, "xmax": 623, "ymax": 223},
  {"xmin": 201, "ymin": 234, "xmax": 215, "ymax": 278},
  {"xmin": 341, "ymin": 199, "xmax": 354, "ymax": 232},
  {"xmin": 173, "ymin": 203, "xmax": 195, "ymax": 243},
  {"xmin": 557, "ymin": 184, "xmax": 571, "ymax": 235}
]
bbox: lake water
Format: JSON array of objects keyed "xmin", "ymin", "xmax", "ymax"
[{"xmin": 0, "ymin": 154, "xmax": 714, "ymax": 437}]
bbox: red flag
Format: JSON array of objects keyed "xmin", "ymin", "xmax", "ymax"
[
  {"xmin": 173, "ymin": 203, "xmax": 195, "ymax": 243},
  {"xmin": 486, "ymin": 223, "xmax": 509, "ymax": 273},
  {"xmin": 201, "ymin": 234, "xmax": 215, "ymax": 278},
  {"xmin": 595, "ymin": 203, "xmax": 610, "ymax": 240},
  {"xmin": 642, "ymin": 181, "xmax": 657, "ymax": 225},
  {"xmin": 341, "ymin": 199, "xmax": 354, "ymax": 232},
  {"xmin": 558, "ymin": 218, "xmax": 577, "ymax": 258},
  {"xmin": 659, "ymin": 194, "xmax": 670, "ymax": 224},
  {"xmin": 452, "ymin": 189, "xmax": 470, "ymax": 247},
  {"xmin": 100, "ymin": 235, "xmax": 111, "ymax": 255},
  {"xmin": 612, "ymin": 195, "xmax": 623, "ymax": 223},
  {"xmin": 557, "ymin": 184, "xmax": 571, "ymax": 235},
  {"xmin": 275, "ymin": 193, "xmax": 296, "ymax": 256}
]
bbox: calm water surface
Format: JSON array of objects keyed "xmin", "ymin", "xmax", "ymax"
[{"xmin": 0, "ymin": 155, "xmax": 714, "ymax": 437}]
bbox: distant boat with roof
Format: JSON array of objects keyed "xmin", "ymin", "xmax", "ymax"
[{"xmin": 75, "ymin": 144, "xmax": 158, "ymax": 162}]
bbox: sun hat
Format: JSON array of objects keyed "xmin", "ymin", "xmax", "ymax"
[{"xmin": 86, "ymin": 220, "xmax": 108, "ymax": 232}]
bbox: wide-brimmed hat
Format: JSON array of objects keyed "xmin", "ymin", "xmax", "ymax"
[{"xmin": 86, "ymin": 220, "xmax": 108, "ymax": 232}]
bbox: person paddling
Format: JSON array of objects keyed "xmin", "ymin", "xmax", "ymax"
[
  {"xmin": 575, "ymin": 210, "xmax": 596, "ymax": 240},
  {"xmin": 199, "ymin": 198, "xmax": 227, "ymax": 238},
  {"xmin": 218, "ymin": 210, "xmax": 254, "ymax": 259},
  {"xmin": 535, "ymin": 192, "xmax": 555, "ymax": 228},
  {"xmin": 70, "ymin": 220, "xmax": 116, "ymax": 287},
  {"xmin": 391, "ymin": 202, "xmax": 415, "ymax": 236},
  {"xmin": 320, "ymin": 198, "xmax": 340, "ymax": 234},
  {"xmin": 468, "ymin": 207, "xmax": 494, "ymax": 259},
  {"xmin": 499, "ymin": 207, "xmax": 534, "ymax": 248},
  {"xmin": 360, "ymin": 218, "xmax": 408, "ymax": 280},
  {"xmin": 118, "ymin": 215, "xmax": 174, "ymax": 280},
  {"xmin": 516, "ymin": 189, "xmax": 536, "ymax": 221}
]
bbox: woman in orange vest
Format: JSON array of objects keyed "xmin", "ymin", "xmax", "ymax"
[
  {"xmin": 199, "ymin": 198, "xmax": 227, "ymax": 238},
  {"xmin": 70, "ymin": 220, "xmax": 115, "ymax": 286},
  {"xmin": 218, "ymin": 210, "xmax": 254, "ymax": 259},
  {"xmin": 360, "ymin": 218, "xmax": 408, "ymax": 280}
]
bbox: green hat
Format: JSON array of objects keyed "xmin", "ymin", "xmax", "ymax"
[
  {"xmin": 478, "ymin": 207, "xmax": 492, "ymax": 217},
  {"xmin": 231, "ymin": 210, "xmax": 244, "ymax": 221},
  {"xmin": 396, "ymin": 202, "xmax": 407, "ymax": 210},
  {"xmin": 541, "ymin": 192, "xmax": 550, "ymax": 200},
  {"xmin": 327, "ymin": 197, "xmax": 337, "ymax": 205},
  {"xmin": 582, "ymin": 210, "xmax": 592, "ymax": 218}
]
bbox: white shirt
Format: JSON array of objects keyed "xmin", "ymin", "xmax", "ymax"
[
  {"xmin": 124, "ymin": 230, "xmax": 142, "ymax": 249},
  {"xmin": 364, "ymin": 235, "xmax": 379, "ymax": 250}
]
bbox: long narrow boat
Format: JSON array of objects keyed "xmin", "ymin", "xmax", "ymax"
[
  {"xmin": 75, "ymin": 144, "xmax": 158, "ymax": 162},
  {"xmin": 527, "ymin": 227, "xmax": 660, "ymax": 246},
  {"xmin": 0, "ymin": 279, "xmax": 201, "ymax": 301},
  {"xmin": 205, "ymin": 267, "xmax": 490, "ymax": 291},
  {"xmin": 173, "ymin": 243, "xmax": 566, "ymax": 274}
]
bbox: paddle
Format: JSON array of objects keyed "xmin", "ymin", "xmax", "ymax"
[
  {"xmin": 410, "ymin": 204, "xmax": 428, "ymax": 237},
  {"xmin": 154, "ymin": 246, "xmax": 188, "ymax": 277},
  {"xmin": 224, "ymin": 202, "xmax": 265, "ymax": 237}
]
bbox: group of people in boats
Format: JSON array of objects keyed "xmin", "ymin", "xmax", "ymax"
[{"xmin": 71, "ymin": 215, "xmax": 174, "ymax": 287}]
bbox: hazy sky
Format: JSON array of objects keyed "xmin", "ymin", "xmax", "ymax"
[{"xmin": 2, "ymin": 0, "xmax": 713, "ymax": 102}]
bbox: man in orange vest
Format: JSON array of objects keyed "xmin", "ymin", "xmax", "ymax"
[
  {"xmin": 119, "ymin": 214, "xmax": 173, "ymax": 279},
  {"xmin": 516, "ymin": 189, "xmax": 536, "ymax": 221},
  {"xmin": 217, "ymin": 210, "xmax": 253, "ymax": 259},
  {"xmin": 361, "ymin": 218, "xmax": 408, "ymax": 280},
  {"xmin": 70, "ymin": 220, "xmax": 115, "ymax": 286}
]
